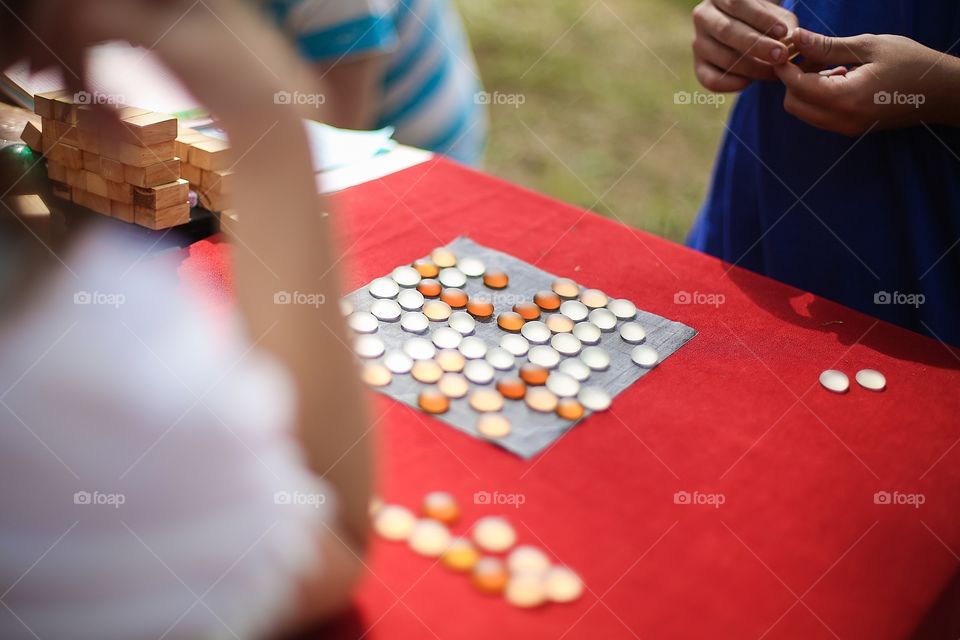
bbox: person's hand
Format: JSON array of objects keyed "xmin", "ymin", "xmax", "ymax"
[
  {"xmin": 691, "ymin": 0, "xmax": 798, "ymax": 92},
  {"xmin": 774, "ymin": 28, "xmax": 960, "ymax": 135}
]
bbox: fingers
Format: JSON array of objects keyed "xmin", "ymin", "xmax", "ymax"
[
  {"xmin": 774, "ymin": 60, "xmax": 848, "ymax": 103},
  {"xmin": 694, "ymin": 58, "xmax": 752, "ymax": 93},
  {"xmin": 791, "ymin": 27, "xmax": 876, "ymax": 66},
  {"xmin": 782, "ymin": 91, "xmax": 866, "ymax": 136},
  {"xmin": 693, "ymin": 33, "xmax": 777, "ymax": 81},
  {"xmin": 693, "ymin": 1, "xmax": 788, "ymax": 65},
  {"xmin": 713, "ymin": 0, "xmax": 790, "ymax": 39}
]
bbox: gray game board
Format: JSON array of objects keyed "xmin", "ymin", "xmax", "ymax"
[{"xmin": 346, "ymin": 237, "xmax": 696, "ymax": 458}]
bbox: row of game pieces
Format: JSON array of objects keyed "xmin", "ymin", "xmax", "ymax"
[
  {"xmin": 372, "ymin": 492, "xmax": 583, "ymax": 608},
  {"xmin": 19, "ymin": 90, "xmax": 235, "ymax": 229}
]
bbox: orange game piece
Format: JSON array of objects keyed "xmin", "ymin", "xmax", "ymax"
[
  {"xmin": 467, "ymin": 296, "xmax": 494, "ymax": 319},
  {"xmin": 418, "ymin": 388, "xmax": 449, "ymax": 414},
  {"xmin": 441, "ymin": 288, "xmax": 468, "ymax": 308},
  {"xmin": 519, "ymin": 364, "xmax": 549, "ymax": 386},
  {"xmin": 496, "ymin": 311, "xmax": 525, "ymax": 332},
  {"xmin": 417, "ymin": 279, "xmax": 442, "ymax": 298},
  {"xmin": 496, "ymin": 377, "xmax": 527, "ymax": 400},
  {"xmin": 533, "ymin": 290, "xmax": 561, "ymax": 311},
  {"xmin": 413, "ymin": 259, "xmax": 439, "ymax": 278},
  {"xmin": 483, "ymin": 270, "xmax": 509, "ymax": 289},
  {"xmin": 513, "ymin": 302, "xmax": 541, "ymax": 321}
]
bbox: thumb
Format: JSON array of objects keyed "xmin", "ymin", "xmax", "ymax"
[{"xmin": 792, "ymin": 27, "xmax": 874, "ymax": 66}]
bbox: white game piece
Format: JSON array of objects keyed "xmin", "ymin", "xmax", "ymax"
[
  {"xmin": 855, "ymin": 369, "xmax": 886, "ymax": 391},
  {"xmin": 423, "ymin": 300, "xmax": 452, "ymax": 321},
  {"xmin": 631, "ymin": 345, "xmax": 658, "ymax": 368},
  {"xmin": 449, "ymin": 311, "xmax": 477, "ymax": 335},
  {"xmin": 546, "ymin": 371, "xmax": 580, "ymax": 398},
  {"xmin": 464, "ymin": 359, "xmax": 495, "ymax": 384},
  {"xmin": 398, "ymin": 288, "xmax": 425, "ymax": 311},
  {"xmin": 370, "ymin": 299, "xmax": 402, "ymax": 322},
  {"xmin": 578, "ymin": 386, "xmax": 611, "ymax": 411},
  {"xmin": 544, "ymin": 566, "xmax": 583, "ymax": 603},
  {"xmin": 559, "ymin": 358, "xmax": 591, "ymax": 382},
  {"xmin": 581, "ymin": 346, "xmax": 611, "ymax": 371},
  {"xmin": 438, "ymin": 373, "xmax": 469, "ymax": 398},
  {"xmin": 520, "ymin": 321, "xmax": 551, "ymax": 344},
  {"xmin": 403, "ymin": 337, "xmax": 436, "ymax": 360},
  {"xmin": 507, "ymin": 546, "xmax": 551, "ymax": 575},
  {"xmin": 458, "ymin": 257, "xmax": 486, "ymax": 277},
  {"xmin": 559, "ymin": 300, "xmax": 589, "ymax": 322},
  {"xmin": 401, "ymin": 312, "xmax": 429, "ymax": 334},
  {"xmin": 383, "ymin": 349, "xmax": 413, "ymax": 374},
  {"xmin": 373, "ymin": 505, "xmax": 416, "ymax": 541},
  {"xmin": 459, "ymin": 336, "xmax": 488, "ymax": 359},
  {"xmin": 579, "ymin": 289, "xmax": 609, "ymax": 309},
  {"xmin": 505, "ymin": 573, "xmax": 547, "ymax": 608},
  {"xmin": 588, "ymin": 308, "xmax": 617, "ymax": 331},
  {"xmin": 500, "ymin": 334, "xmax": 530, "ymax": 357},
  {"xmin": 432, "ymin": 327, "xmax": 463, "ymax": 350},
  {"xmin": 619, "ymin": 322, "xmax": 646, "ymax": 344},
  {"xmin": 391, "ymin": 265, "xmax": 421, "ymax": 287},
  {"xmin": 486, "ymin": 347, "xmax": 516, "ymax": 370},
  {"xmin": 354, "ymin": 335, "xmax": 385, "ymax": 359},
  {"xmin": 551, "ymin": 332, "xmax": 582, "ymax": 356},
  {"xmin": 572, "ymin": 322, "xmax": 601, "ymax": 345},
  {"xmin": 607, "ymin": 299, "xmax": 637, "ymax": 319},
  {"xmin": 438, "ymin": 267, "xmax": 467, "ymax": 288},
  {"xmin": 819, "ymin": 369, "xmax": 849, "ymax": 393},
  {"xmin": 369, "ymin": 277, "xmax": 400, "ymax": 299},
  {"xmin": 528, "ymin": 345, "xmax": 561, "ymax": 369},
  {"xmin": 473, "ymin": 516, "xmax": 517, "ymax": 553},
  {"xmin": 348, "ymin": 311, "xmax": 378, "ymax": 334},
  {"xmin": 408, "ymin": 519, "xmax": 452, "ymax": 557}
]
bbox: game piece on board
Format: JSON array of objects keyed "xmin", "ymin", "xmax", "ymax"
[
  {"xmin": 348, "ymin": 311, "xmax": 379, "ymax": 334},
  {"xmin": 496, "ymin": 377, "xmax": 527, "ymax": 400},
  {"xmin": 370, "ymin": 299, "xmax": 402, "ymax": 322},
  {"xmin": 361, "ymin": 363, "xmax": 392, "ymax": 387},
  {"xmin": 607, "ymin": 298, "xmax": 637, "ymax": 319},
  {"xmin": 507, "ymin": 546, "xmax": 551, "ymax": 575},
  {"xmin": 525, "ymin": 387, "xmax": 559, "ymax": 413},
  {"xmin": 552, "ymin": 278, "xmax": 579, "ymax": 299},
  {"xmin": 440, "ymin": 288, "xmax": 468, "ymax": 308},
  {"xmin": 423, "ymin": 300, "xmax": 453, "ymax": 321},
  {"xmin": 431, "ymin": 247, "xmax": 457, "ymax": 268},
  {"xmin": 459, "ymin": 336, "xmax": 488, "ymax": 360},
  {"xmin": 473, "ymin": 517, "xmax": 517, "ymax": 553},
  {"xmin": 477, "ymin": 414, "xmax": 512, "ymax": 438},
  {"xmin": 619, "ymin": 322, "xmax": 646, "ymax": 344},
  {"xmin": 458, "ymin": 257, "xmax": 485, "ymax": 277},
  {"xmin": 408, "ymin": 519, "xmax": 452, "ymax": 557},
  {"xmin": 401, "ymin": 312, "xmax": 429, "ymax": 334},
  {"xmin": 856, "ymin": 369, "xmax": 886, "ymax": 391},
  {"xmin": 544, "ymin": 566, "xmax": 584, "ymax": 603},
  {"xmin": 485, "ymin": 347, "xmax": 515, "ymax": 371},
  {"xmin": 483, "ymin": 270, "xmax": 509, "ymax": 289},
  {"xmin": 464, "ymin": 359, "xmax": 495, "ymax": 385},
  {"xmin": 534, "ymin": 290, "xmax": 561, "ymax": 311},
  {"xmin": 373, "ymin": 505, "xmax": 416, "ymax": 541},
  {"xmin": 436, "ymin": 349, "xmax": 466, "ymax": 373},
  {"xmin": 418, "ymin": 387, "xmax": 450, "ymax": 414},
  {"xmin": 471, "ymin": 557, "xmax": 509, "ymax": 594},
  {"xmin": 384, "ymin": 350, "xmax": 414, "ymax": 374},
  {"xmin": 631, "ymin": 345, "xmax": 659, "ymax": 368},
  {"xmin": 369, "ymin": 276, "xmax": 400, "ymax": 299},
  {"xmin": 354, "ymin": 335, "xmax": 386, "ymax": 359},
  {"xmin": 403, "ymin": 337, "xmax": 436, "ymax": 360},
  {"xmin": 581, "ymin": 346, "xmax": 611, "ymax": 371},
  {"xmin": 398, "ymin": 288, "xmax": 425, "ymax": 311},
  {"xmin": 432, "ymin": 327, "xmax": 463, "ymax": 350},
  {"xmin": 546, "ymin": 372, "xmax": 580, "ymax": 398},
  {"xmin": 519, "ymin": 363, "xmax": 548, "ymax": 386},
  {"xmin": 505, "ymin": 573, "xmax": 547, "ymax": 608},
  {"xmin": 520, "ymin": 321, "xmax": 550, "ymax": 344},
  {"xmin": 417, "ymin": 278, "xmax": 442, "ymax": 298},
  {"xmin": 411, "ymin": 360, "xmax": 444, "ymax": 384},
  {"xmin": 560, "ymin": 300, "xmax": 589, "ymax": 322},
  {"xmin": 449, "ymin": 311, "xmax": 477, "ymax": 335},
  {"xmin": 497, "ymin": 311, "xmax": 525, "ymax": 333},
  {"xmin": 545, "ymin": 313, "xmax": 575, "ymax": 334},
  {"xmin": 443, "ymin": 538, "xmax": 481, "ymax": 571},
  {"xmin": 551, "ymin": 332, "xmax": 582, "ymax": 356},
  {"xmin": 500, "ymin": 334, "xmax": 530, "ymax": 357},
  {"xmin": 413, "ymin": 259, "xmax": 440, "ymax": 278},
  {"xmin": 528, "ymin": 345, "xmax": 561, "ymax": 369},
  {"xmin": 438, "ymin": 267, "xmax": 467, "ymax": 288},
  {"xmin": 513, "ymin": 302, "xmax": 541, "ymax": 321},
  {"xmin": 578, "ymin": 387, "xmax": 612, "ymax": 411},
  {"xmin": 391, "ymin": 265, "xmax": 421, "ymax": 287},
  {"xmin": 438, "ymin": 373, "xmax": 469, "ymax": 398},
  {"xmin": 469, "ymin": 389, "xmax": 504, "ymax": 412},
  {"xmin": 556, "ymin": 398, "xmax": 585, "ymax": 420},
  {"xmin": 466, "ymin": 296, "xmax": 494, "ymax": 319},
  {"xmin": 819, "ymin": 369, "xmax": 849, "ymax": 393},
  {"xmin": 580, "ymin": 289, "xmax": 609, "ymax": 309}
]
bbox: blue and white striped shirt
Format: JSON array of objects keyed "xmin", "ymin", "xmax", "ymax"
[{"xmin": 268, "ymin": 0, "xmax": 487, "ymax": 166}]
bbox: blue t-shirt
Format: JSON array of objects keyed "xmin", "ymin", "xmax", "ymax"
[{"xmin": 689, "ymin": 1, "xmax": 960, "ymax": 345}]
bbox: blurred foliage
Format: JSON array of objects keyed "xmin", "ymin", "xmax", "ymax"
[{"xmin": 457, "ymin": 0, "xmax": 731, "ymax": 242}]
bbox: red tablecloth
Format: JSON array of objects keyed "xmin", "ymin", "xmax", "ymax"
[{"xmin": 179, "ymin": 158, "xmax": 960, "ymax": 639}]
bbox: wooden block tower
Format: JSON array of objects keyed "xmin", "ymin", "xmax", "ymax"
[{"xmin": 20, "ymin": 90, "xmax": 234, "ymax": 230}]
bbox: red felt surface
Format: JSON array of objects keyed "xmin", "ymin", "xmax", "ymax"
[{"xmin": 178, "ymin": 159, "xmax": 960, "ymax": 639}]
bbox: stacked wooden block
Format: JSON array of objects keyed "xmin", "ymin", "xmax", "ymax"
[{"xmin": 20, "ymin": 91, "xmax": 234, "ymax": 230}]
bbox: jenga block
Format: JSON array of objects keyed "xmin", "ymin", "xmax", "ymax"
[
  {"xmin": 111, "ymin": 200, "xmax": 135, "ymax": 223},
  {"xmin": 198, "ymin": 188, "xmax": 231, "ymax": 212},
  {"xmin": 99, "ymin": 157, "xmax": 125, "ymax": 183},
  {"xmin": 116, "ymin": 107, "xmax": 151, "ymax": 120},
  {"xmin": 65, "ymin": 167, "xmax": 86, "ymax": 189},
  {"xmin": 50, "ymin": 180, "xmax": 71, "ymax": 200},
  {"xmin": 73, "ymin": 188, "xmax": 112, "ymax": 216},
  {"xmin": 84, "ymin": 171, "xmax": 110, "ymax": 198},
  {"xmin": 76, "ymin": 106, "xmax": 99, "ymax": 132},
  {"xmin": 33, "ymin": 90, "xmax": 70, "ymax": 119},
  {"xmin": 101, "ymin": 138, "xmax": 176, "ymax": 168},
  {"xmin": 76, "ymin": 128, "xmax": 100, "ymax": 154},
  {"xmin": 133, "ymin": 179, "xmax": 189, "ymax": 210},
  {"xmin": 200, "ymin": 169, "xmax": 234, "ymax": 194},
  {"xmin": 48, "ymin": 143, "xmax": 84, "ymax": 170},
  {"xmin": 82, "ymin": 151, "xmax": 100, "ymax": 172},
  {"xmin": 46, "ymin": 161, "xmax": 67, "ymax": 183},
  {"xmin": 108, "ymin": 180, "xmax": 133, "ymax": 204},
  {"xmin": 175, "ymin": 130, "xmax": 209, "ymax": 159},
  {"xmin": 54, "ymin": 120, "xmax": 78, "ymax": 146},
  {"xmin": 20, "ymin": 122, "xmax": 43, "ymax": 154},
  {"xmin": 135, "ymin": 202, "xmax": 190, "ymax": 230},
  {"xmin": 180, "ymin": 162, "xmax": 201, "ymax": 186},
  {"xmin": 52, "ymin": 93, "xmax": 78, "ymax": 124},
  {"xmin": 123, "ymin": 157, "xmax": 180, "ymax": 187},
  {"xmin": 188, "ymin": 139, "xmax": 232, "ymax": 171},
  {"xmin": 118, "ymin": 112, "xmax": 177, "ymax": 147},
  {"xmin": 41, "ymin": 121, "xmax": 57, "ymax": 152}
]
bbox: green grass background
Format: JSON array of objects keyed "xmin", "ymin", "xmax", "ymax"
[{"xmin": 456, "ymin": 0, "xmax": 732, "ymax": 242}]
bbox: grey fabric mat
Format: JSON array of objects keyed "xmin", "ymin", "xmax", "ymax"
[{"xmin": 346, "ymin": 237, "xmax": 696, "ymax": 458}]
